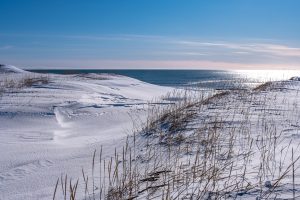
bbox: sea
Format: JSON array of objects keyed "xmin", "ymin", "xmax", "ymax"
[{"xmin": 29, "ymin": 69, "xmax": 300, "ymax": 90}]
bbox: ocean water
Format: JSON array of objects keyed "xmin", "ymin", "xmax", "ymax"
[{"xmin": 30, "ymin": 69, "xmax": 300, "ymax": 90}]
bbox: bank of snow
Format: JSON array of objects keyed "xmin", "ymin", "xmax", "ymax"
[
  {"xmin": 75, "ymin": 78, "xmax": 300, "ymax": 200},
  {"xmin": 0, "ymin": 64, "xmax": 27, "ymax": 73},
  {"xmin": 3, "ymin": 65, "xmax": 300, "ymax": 200},
  {"xmin": 0, "ymin": 65, "xmax": 173, "ymax": 200},
  {"xmin": 116, "ymin": 79, "xmax": 300, "ymax": 199}
]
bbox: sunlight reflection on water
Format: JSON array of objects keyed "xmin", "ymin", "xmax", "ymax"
[{"xmin": 235, "ymin": 70, "xmax": 300, "ymax": 82}]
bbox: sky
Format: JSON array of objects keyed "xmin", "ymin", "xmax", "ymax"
[{"xmin": 0, "ymin": 0, "xmax": 300, "ymax": 69}]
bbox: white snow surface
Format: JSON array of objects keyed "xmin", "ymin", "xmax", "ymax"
[
  {"xmin": 0, "ymin": 64, "xmax": 27, "ymax": 73},
  {"xmin": 0, "ymin": 66, "xmax": 173, "ymax": 200},
  {"xmin": 2, "ymin": 65, "xmax": 300, "ymax": 199}
]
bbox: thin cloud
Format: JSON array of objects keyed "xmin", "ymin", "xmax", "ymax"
[
  {"xmin": 176, "ymin": 40, "xmax": 300, "ymax": 57},
  {"xmin": 248, "ymin": 43, "xmax": 300, "ymax": 57},
  {"xmin": 3, "ymin": 33, "xmax": 299, "ymax": 57},
  {"xmin": 1, "ymin": 33, "xmax": 300, "ymax": 69}
]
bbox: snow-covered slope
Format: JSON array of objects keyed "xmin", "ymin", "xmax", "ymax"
[
  {"xmin": 3, "ymin": 65, "xmax": 300, "ymax": 199},
  {"xmin": 0, "ymin": 64, "xmax": 27, "ymax": 73},
  {"xmin": 126, "ymin": 79, "xmax": 300, "ymax": 199},
  {"xmin": 0, "ymin": 66, "xmax": 173, "ymax": 200}
]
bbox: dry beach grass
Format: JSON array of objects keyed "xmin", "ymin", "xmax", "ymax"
[{"xmin": 52, "ymin": 79, "xmax": 300, "ymax": 200}]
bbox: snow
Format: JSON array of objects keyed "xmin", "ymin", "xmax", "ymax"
[
  {"xmin": 0, "ymin": 65, "xmax": 173, "ymax": 200},
  {"xmin": 2, "ymin": 65, "xmax": 300, "ymax": 199},
  {"xmin": 128, "ymin": 79, "xmax": 300, "ymax": 199},
  {"xmin": 290, "ymin": 76, "xmax": 300, "ymax": 81},
  {"xmin": 0, "ymin": 64, "xmax": 27, "ymax": 73}
]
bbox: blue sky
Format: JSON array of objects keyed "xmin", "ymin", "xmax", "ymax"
[{"xmin": 0, "ymin": 0, "xmax": 300, "ymax": 69}]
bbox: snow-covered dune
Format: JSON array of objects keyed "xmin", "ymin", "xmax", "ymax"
[
  {"xmin": 4, "ymin": 65, "xmax": 300, "ymax": 199},
  {"xmin": 0, "ymin": 64, "xmax": 27, "ymax": 73},
  {"xmin": 0, "ymin": 65, "xmax": 173, "ymax": 200}
]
